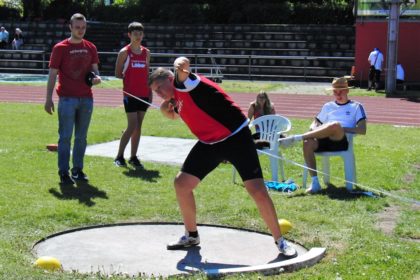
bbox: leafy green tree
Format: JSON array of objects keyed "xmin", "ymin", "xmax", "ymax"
[{"xmin": 21, "ymin": 0, "xmax": 42, "ymax": 19}]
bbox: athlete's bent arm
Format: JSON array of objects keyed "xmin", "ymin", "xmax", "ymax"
[{"xmin": 344, "ymin": 119, "xmax": 367, "ymax": 135}]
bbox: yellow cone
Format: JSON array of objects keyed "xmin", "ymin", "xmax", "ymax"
[
  {"xmin": 34, "ymin": 256, "xmax": 62, "ymax": 271},
  {"xmin": 278, "ymin": 219, "xmax": 293, "ymax": 234}
]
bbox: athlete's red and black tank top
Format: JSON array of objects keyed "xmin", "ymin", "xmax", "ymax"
[
  {"xmin": 122, "ymin": 45, "xmax": 149, "ymax": 98},
  {"xmin": 173, "ymin": 73, "xmax": 248, "ymax": 144}
]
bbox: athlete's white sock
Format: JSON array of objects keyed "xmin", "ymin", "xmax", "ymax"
[{"xmin": 293, "ymin": 135, "xmax": 303, "ymax": 141}]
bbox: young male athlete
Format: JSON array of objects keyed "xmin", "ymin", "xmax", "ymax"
[
  {"xmin": 114, "ymin": 22, "xmax": 151, "ymax": 168},
  {"xmin": 148, "ymin": 57, "xmax": 297, "ymax": 258}
]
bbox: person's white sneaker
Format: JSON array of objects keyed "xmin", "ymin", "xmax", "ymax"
[
  {"xmin": 305, "ymin": 179, "xmax": 321, "ymax": 194},
  {"xmin": 277, "ymin": 237, "xmax": 297, "ymax": 258},
  {"xmin": 167, "ymin": 232, "xmax": 200, "ymax": 250},
  {"xmin": 279, "ymin": 136, "xmax": 297, "ymax": 148}
]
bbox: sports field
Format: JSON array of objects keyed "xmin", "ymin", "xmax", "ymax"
[{"xmin": 0, "ymin": 80, "xmax": 419, "ymax": 279}]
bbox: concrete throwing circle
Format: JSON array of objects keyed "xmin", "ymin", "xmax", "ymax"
[{"xmin": 33, "ymin": 223, "xmax": 325, "ymax": 277}]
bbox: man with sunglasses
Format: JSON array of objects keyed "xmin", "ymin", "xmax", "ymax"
[{"xmin": 280, "ymin": 77, "xmax": 367, "ymax": 193}]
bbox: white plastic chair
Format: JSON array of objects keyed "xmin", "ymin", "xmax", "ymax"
[
  {"xmin": 302, "ymin": 133, "xmax": 356, "ymax": 191},
  {"xmin": 232, "ymin": 115, "xmax": 292, "ymax": 183}
]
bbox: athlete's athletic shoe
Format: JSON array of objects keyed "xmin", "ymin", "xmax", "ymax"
[
  {"xmin": 128, "ymin": 156, "xmax": 143, "ymax": 168},
  {"xmin": 59, "ymin": 172, "xmax": 74, "ymax": 185},
  {"xmin": 279, "ymin": 136, "xmax": 297, "ymax": 148},
  {"xmin": 114, "ymin": 156, "xmax": 126, "ymax": 167},
  {"xmin": 71, "ymin": 168, "xmax": 88, "ymax": 182},
  {"xmin": 277, "ymin": 237, "xmax": 297, "ymax": 258},
  {"xmin": 167, "ymin": 232, "xmax": 200, "ymax": 250}
]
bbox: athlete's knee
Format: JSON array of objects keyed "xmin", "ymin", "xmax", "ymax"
[
  {"xmin": 245, "ymin": 180, "xmax": 269, "ymax": 200},
  {"xmin": 174, "ymin": 173, "xmax": 198, "ymax": 193},
  {"xmin": 328, "ymin": 121, "xmax": 343, "ymax": 133}
]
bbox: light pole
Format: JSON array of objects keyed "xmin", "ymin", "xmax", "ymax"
[{"xmin": 385, "ymin": 0, "xmax": 402, "ymax": 96}]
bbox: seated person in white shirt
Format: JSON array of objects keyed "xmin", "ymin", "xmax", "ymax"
[{"xmin": 280, "ymin": 77, "xmax": 367, "ymax": 193}]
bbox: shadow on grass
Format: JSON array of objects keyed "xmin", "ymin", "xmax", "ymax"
[
  {"xmin": 288, "ymin": 184, "xmax": 380, "ymax": 201},
  {"xmin": 123, "ymin": 167, "xmax": 161, "ymax": 182},
  {"xmin": 49, "ymin": 181, "xmax": 108, "ymax": 207}
]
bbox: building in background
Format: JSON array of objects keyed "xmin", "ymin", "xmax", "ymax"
[{"xmin": 354, "ymin": 0, "xmax": 420, "ymax": 83}]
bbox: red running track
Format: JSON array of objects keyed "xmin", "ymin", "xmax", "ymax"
[{"xmin": 0, "ymin": 84, "xmax": 419, "ymax": 127}]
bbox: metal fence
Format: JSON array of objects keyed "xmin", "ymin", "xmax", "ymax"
[{"xmin": 0, "ymin": 49, "xmax": 354, "ymax": 81}]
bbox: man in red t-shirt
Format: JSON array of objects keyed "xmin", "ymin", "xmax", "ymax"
[{"xmin": 44, "ymin": 13, "xmax": 101, "ymax": 185}]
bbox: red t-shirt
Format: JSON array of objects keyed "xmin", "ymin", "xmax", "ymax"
[
  {"xmin": 122, "ymin": 45, "xmax": 150, "ymax": 98},
  {"xmin": 49, "ymin": 39, "xmax": 99, "ymax": 98}
]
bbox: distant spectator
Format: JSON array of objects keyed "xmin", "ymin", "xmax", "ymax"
[
  {"xmin": 396, "ymin": 63, "xmax": 404, "ymax": 84},
  {"xmin": 12, "ymin": 28, "xmax": 24, "ymax": 50},
  {"xmin": 247, "ymin": 90, "xmax": 276, "ymax": 139},
  {"xmin": 247, "ymin": 90, "xmax": 276, "ymax": 121},
  {"xmin": 0, "ymin": 26, "xmax": 9, "ymax": 49},
  {"xmin": 367, "ymin": 47, "xmax": 383, "ymax": 92}
]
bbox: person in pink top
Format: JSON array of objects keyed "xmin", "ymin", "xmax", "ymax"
[
  {"xmin": 114, "ymin": 22, "xmax": 151, "ymax": 169},
  {"xmin": 247, "ymin": 90, "xmax": 276, "ymax": 139},
  {"xmin": 247, "ymin": 90, "xmax": 276, "ymax": 121},
  {"xmin": 44, "ymin": 13, "xmax": 101, "ymax": 185}
]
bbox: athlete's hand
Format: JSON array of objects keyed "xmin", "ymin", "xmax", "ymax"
[
  {"xmin": 173, "ymin": 56, "xmax": 190, "ymax": 73},
  {"xmin": 174, "ymin": 57, "xmax": 190, "ymax": 83},
  {"xmin": 160, "ymin": 99, "xmax": 177, "ymax": 120}
]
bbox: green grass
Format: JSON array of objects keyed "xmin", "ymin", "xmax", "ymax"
[{"xmin": 0, "ymin": 102, "xmax": 419, "ymax": 279}]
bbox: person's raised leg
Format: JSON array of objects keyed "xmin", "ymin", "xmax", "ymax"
[
  {"xmin": 303, "ymin": 121, "xmax": 344, "ymax": 141},
  {"xmin": 280, "ymin": 121, "xmax": 344, "ymax": 148}
]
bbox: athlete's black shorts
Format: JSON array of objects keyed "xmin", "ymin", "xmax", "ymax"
[
  {"xmin": 315, "ymin": 135, "xmax": 349, "ymax": 152},
  {"xmin": 123, "ymin": 96, "xmax": 150, "ymax": 113},
  {"xmin": 181, "ymin": 127, "xmax": 262, "ymax": 181}
]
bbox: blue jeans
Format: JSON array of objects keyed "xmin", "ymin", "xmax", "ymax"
[{"xmin": 57, "ymin": 97, "xmax": 93, "ymax": 174}]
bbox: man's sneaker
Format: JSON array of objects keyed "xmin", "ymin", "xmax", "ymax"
[
  {"xmin": 128, "ymin": 156, "xmax": 143, "ymax": 168},
  {"xmin": 59, "ymin": 172, "xmax": 74, "ymax": 185},
  {"xmin": 114, "ymin": 156, "xmax": 126, "ymax": 167},
  {"xmin": 279, "ymin": 136, "xmax": 297, "ymax": 148},
  {"xmin": 71, "ymin": 169, "xmax": 88, "ymax": 182},
  {"xmin": 167, "ymin": 232, "xmax": 200, "ymax": 250},
  {"xmin": 305, "ymin": 179, "xmax": 321, "ymax": 194},
  {"xmin": 277, "ymin": 237, "xmax": 297, "ymax": 258}
]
